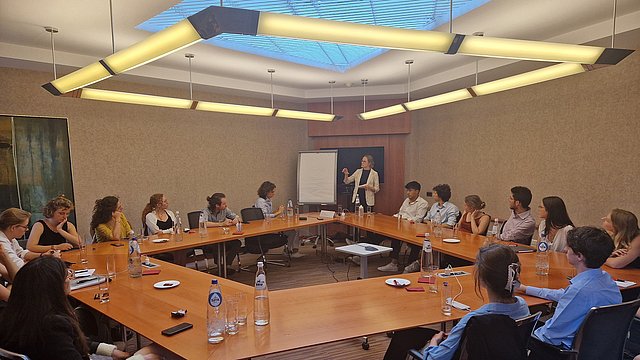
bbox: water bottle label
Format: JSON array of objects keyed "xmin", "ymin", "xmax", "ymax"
[
  {"xmin": 209, "ymin": 291, "xmax": 222, "ymax": 307},
  {"xmin": 255, "ymin": 274, "xmax": 266, "ymax": 290},
  {"xmin": 423, "ymin": 240, "xmax": 432, "ymax": 253},
  {"xmin": 537, "ymin": 241, "xmax": 548, "ymax": 252}
]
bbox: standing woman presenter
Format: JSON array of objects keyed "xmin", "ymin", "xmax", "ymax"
[{"xmin": 342, "ymin": 154, "xmax": 380, "ymax": 212}]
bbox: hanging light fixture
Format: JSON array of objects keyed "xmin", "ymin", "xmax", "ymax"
[
  {"xmin": 269, "ymin": 69, "xmax": 336, "ymax": 121},
  {"xmin": 42, "ymin": 5, "xmax": 634, "ymax": 97},
  {"xmin": 358, "ymin": 61, "xmax": 414, "ymax": 120}
]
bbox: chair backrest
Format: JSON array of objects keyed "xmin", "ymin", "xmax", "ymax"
[
  {"xmin": 241, "ymin": 207, "xmax": 264, "ymax": 222},
  {"xmin": 0, "ymin": 347, "xmax": 30, "ymax": 360},
  {"xmin": 454, "ymin": 312, "xmax": 539, "ymax": 360},
  {"xmin": 187, "ymin": 211, "xmax": 201, "ymax": 229},
  {"xmin": 572, "ymin": 298, "xmax": 640, "ymax": 360}
]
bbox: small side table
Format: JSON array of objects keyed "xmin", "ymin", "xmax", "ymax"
[{"xmin": 335, "ymin": 242, "xmax": 392, "ymax": 279}]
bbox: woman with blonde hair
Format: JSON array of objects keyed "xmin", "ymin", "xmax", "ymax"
[
  {"xmin": 27, "ymin": 195, "xmax": 79, "ymax": 254},
  {"xmin": 603, "ymin": 208, "xmax": 640, "ymax": 268},
  {"xmin": 142, "ymin": 193, "xmax": 176, "ymax": 236},
  {"xmin": 0, "ymin": 208, "xmax": 45, "ymax": 270},
  {"xmin": 342, "ymin": 154, "xmax": 380, "ymax": 212},
  {"xmin": 457, "ymin": 195, "xmax": 491, "ymax": 235}
]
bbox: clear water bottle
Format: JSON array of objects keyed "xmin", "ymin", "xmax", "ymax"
[
  {"xmin": 536, "ymin": 236, "xmax": 550, "ymax": 276},
  {"xmin": 254, "ymin": 262, "xmax": 270, "ymax": 326},
  {"xmin": 198, "ymin": 212, "xmax": 208, "ymax": 238},
  {"xmin": 354, "ymin": 194, "xmax": 362, "ymax": 216},
  {"xmin": 420, "ymin": 234, "xmax": 434, "ymax": 278},
  {"xmin": 286, "ymin": 199, "xmax": 294, "ymax": 219},
  {"xmin": 441, "ymin": 281, "xmax": 452, "ymax": 316},
  {"xmin": 174, "ymin": 211, "xmax": 183, "ymax": 242},
  {"xmin": 127, "ymin": 235, "xmax": 142, "ymax": 278},
  {"xmin": 207, "ymin": 279, "xmax": 225, "ymax": 344},
  {"xmin": 488, "ymin": 218, "xmax": 500, "ymax": 242}
]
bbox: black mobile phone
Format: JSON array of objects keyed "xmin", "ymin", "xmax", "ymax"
[
  {"xmin": 161, "ymin": 322, "xmax": 193, "ymax": 336},
  {"xmin": 110, "ymin": 243, "xmax": 124, "ymax": 247}
]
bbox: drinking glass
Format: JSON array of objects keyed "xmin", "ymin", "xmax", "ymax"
[
  {"xmin": 427, "ymin": 265, "xmax": 439, "ymax": 293},
  {"xmin": 225, "ymin": 298, "xmax": 239, "ymax": 335},
  {"xmin": 366, "ymin": 206, "xmax": 373, "ymax": 216},
  {"xmin": 78, "ymin": 235, "xmax": 89, "ymax": 265},
  {"xmin": 235, "ymin": 293, "xmax": 248, "ymax": 325},
  {"xmin": 106, "ymin": 254, "xmax": 116, "ymax": 280},
  {"xmin": 452, "ymin": 224, "xmax": 459, "ymax": 239},
  {"xmin": 98, "ymin": 274, "xmax": 110, "ymax": 304},
  {"xmin": 337, "ymin": 205, "xmax": 343, "ymax": 216}
]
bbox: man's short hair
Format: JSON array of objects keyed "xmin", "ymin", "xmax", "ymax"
[
  {"xmin": 566, "ymin": 226, "xmax": 614, "ymax": 268},
  {"xmin": 510, "ymin": 186, "xmax": 532, "ymax": 209},
  {"xmin": 405, "ymin": 181, "xmax": 421, "ymax": 191},
  {"xmin": 433, "ymin": 184, "xmax": 452, "ymax": 202}
]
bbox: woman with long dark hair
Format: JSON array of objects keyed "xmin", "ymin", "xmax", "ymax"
[
  {"xmin": 90, "ymin": 196, "xmax": 132, "ymax": 242},
  {"xmin": 0, "ymin": 256, "xmax": 161, "ymax": 359},
  {"xmin": 537, "ymin": 196, "xmax": 574, "ymax": 252},
  {"xmin": 383, "ymin": 244, "xmax": 530, "ymax": 360}
]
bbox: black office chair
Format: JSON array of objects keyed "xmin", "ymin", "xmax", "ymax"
[
  {"xmin": 184, "ymin": 210, "xmax": 212, "ymax": 272},
  {"xmin": 407, "ymin": 312, "xmax": 540, "ymax": 360},
  {"xmin": 528, "ymin": 298, "xmax": 640, "ymax": 360},
  {"xmin": 240, "ymin": 207, "xmax": 290, "ymax": 269}
]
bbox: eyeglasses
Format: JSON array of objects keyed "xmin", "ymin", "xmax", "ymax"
[{"xmin": 15, "ymin": 224, "xmax": 29, "ymax": 231}]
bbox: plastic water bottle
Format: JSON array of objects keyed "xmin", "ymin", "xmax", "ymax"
[
  {"xmin": 536, "ymin": 236, "xmax": 550, "ymax": 276},
  {"xmin": 433, "ymin": 211, "xmax": 443, "ymax": 238},
  {"xmin": 236, "ymin": 221, "xmax": 242, "ymax": 233},
  {"xmin": 420, "ymin": 234, "xmax": 434, "ymax": 278},
  {"xmin": 254, "ymin": 262, "xmax": 270, "ymax": 326},
  {"xmin": 355, "ymin": 194, "xmax": 362, "ymax": 217},
  {"xmin": 207, "ymin": 279, "xmax": 225, "ymax": 343},
  {"xmin": 198, "ymin": 212, "xmax": 208, "ymax": 238},
  {"xmin": 441, "ymin": 281, "xmax": 452, "ymax": 316},
  {"xmin": 488, "ymin": 218, "xmax": 500, "ymax": 242},
  {"xmin": 174, "ymin": 211, "xmax": 183, "ymax": 242},
  {"xmin": 127, "ymin": 234, "xmax": 142, "ymax": 278},
  {"xmin": 286, "ymin": 199, "xmax": 294, "ymax": 219}
]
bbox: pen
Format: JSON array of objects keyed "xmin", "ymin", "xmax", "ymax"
[{"xmin": 76, "ymin": 277, "xmax": 98, "ymax": 284}]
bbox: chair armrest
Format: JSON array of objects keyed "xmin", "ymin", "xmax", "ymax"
[
  {"xmin": 528, "ymin": 336, "xmax": 578, "ymax": 359},
  {"xmin": 407, "ymin": 348, "xmax": 424, "ymax": 360}
]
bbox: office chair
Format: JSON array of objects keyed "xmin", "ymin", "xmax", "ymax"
[
  {"xmin": 528, "ymin": 298, "xmax": 640, "ymax": 360},
  {"xmin": 407, "ymin": 312, "xmax": 540, "ymax": 360},
  {"xmin": 184, "ymin": 210, "xmax": 212, "ymax": 272},
  {"xmin": 240, "ymin": 207, "xmax": 290, "ymax": 270},
  {"xmin": 0, "ymin": 347, "xmax": 30, "ymax": 360}
]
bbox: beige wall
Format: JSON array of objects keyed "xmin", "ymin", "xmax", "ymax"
[
  {"xmin": 0, "ymin": 67, "xmax": 309, "ymax": 235},
  {"xmin": 406, "ymin": 52, "xmax": 640, "ymax": 228}
]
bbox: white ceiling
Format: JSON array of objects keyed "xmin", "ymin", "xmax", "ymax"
[{"xmin": 1, "ymin": 0, "xmax": 639, "ymax": 102}]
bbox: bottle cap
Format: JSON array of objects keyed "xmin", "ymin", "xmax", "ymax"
[
  {"xmin": 211, "ymin": 279, "xmax": 218, "ymax": 285},
  {"xmin": 257, "ymin": 261, "xmax": 264, "ymax": 267},
  {"xmin": 443, "ymin": 281, "xmax": 448, "ymax": 286}
]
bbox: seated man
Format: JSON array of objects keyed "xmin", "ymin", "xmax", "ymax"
[
  {"xmin": 518, "ymin": 226, "xmax": 621, "ymax": 358},
  {"xmin": 202, "ymin": 192, "xmax": 242, "ymax": 275},
  {"xmin": 378, "ymin": 181, "xmax": 429, "ymax": 273},
  {"xmin": 423, "ymin": 183, "xmax": 460, "ymax": 227},
  {"xmin": 498, "ymin": 186, "xmax": 536, "ymax": 245}
]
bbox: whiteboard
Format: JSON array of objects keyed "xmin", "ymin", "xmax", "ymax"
[{"xmin": 297, "ymin": 150, "xmax": 338, "ymax": 205}]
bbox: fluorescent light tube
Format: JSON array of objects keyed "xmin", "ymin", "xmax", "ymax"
[
  {"xmin": 275, "ymin": 109, "xmax": 336, "ymax": 122},
  {"xmin": 404, "ymin": 89, "xmax": 473, "ymax": 111},
  {"xmin": 196, "ymin": 101, "xmax": 275, "ymax": 117},
  {"xmin": 472, "ymin": 63, "xmax": 585, "ymax": 96},
  {"xmin": 358, "ymin": 104, "xmax": 406, "ymax": 120},
  {"xmin": 80, "ymin": 88, "xmax": 193, "ymax": 109}
]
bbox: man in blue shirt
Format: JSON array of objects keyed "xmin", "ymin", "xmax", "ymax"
[
  {"xmin": 519, "ymin": 226, "xmax": 621, "ymax": 357},
  {"xmin": 423, "ymin": 184, "xmax": 460, "ymax": 227}
]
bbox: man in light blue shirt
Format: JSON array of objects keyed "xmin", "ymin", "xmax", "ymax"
[
  {"xmin": 423, "ymin": 184, "xmax": 460, "ymax": 227},
  {"xmin": 519, "ymin": 226, "xmax": 621, "ymax": 356}
]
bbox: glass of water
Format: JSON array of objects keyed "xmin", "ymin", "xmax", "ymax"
[
  {"xmin": 225, "ymin": 298, "xmax": 239, "ymax": 335},
  {"xmin": 235, "ymin": 293, "xmax": 248, "ymax": 325},
  {"xmin": 78, "ymin": 235, "xmax": 89, "ymax": 265},
  {"xmin": 98, "ymin": 274, "xmax": 110, "ymax": 304},
  {"xmin": 106, "ymin": 255, "xmax": 116, "ymax": 280}
]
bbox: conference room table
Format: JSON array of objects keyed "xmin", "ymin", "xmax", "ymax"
[
  {"xmin": 135, "ymin": 213, "xmax": 334, "ymax": 277},
  {"xmin": 62, "ymin": 212, "xmax": 640, "ymax": 359}
]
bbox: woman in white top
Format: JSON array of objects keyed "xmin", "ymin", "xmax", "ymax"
[
  {"xmin": 142, "ymin": 193, "xmax": 177, "ymax": 236},
  {"xmin": 342, "ymin": 154, "xmax": 380, "ymax": 211},
  {"xmin": 537, "ymin": 196, "xmax": 574, "ymax": 252}
]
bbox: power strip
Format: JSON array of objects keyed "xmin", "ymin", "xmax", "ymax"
[{"xmin": 450, "ymin": 300, "xmax": 471, "ymax": 311}]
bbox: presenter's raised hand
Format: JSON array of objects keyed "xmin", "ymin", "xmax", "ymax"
[{"xmin": 341, "ymin": 168, "xmax": 349, "ymax": 175}]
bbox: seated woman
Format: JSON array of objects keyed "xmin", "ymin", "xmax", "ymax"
[
  {"xmin": 383, "ymin": 244, "xmax": 530, "ymax": 360},
  {"xmin": 142, "ymin": 193, "xmax": 176, "ymax": 236},
  {"xmin": 0, "ymin": 256, "xmax": 163, "ymax": 360},
  {"xmin": 603, "ymin": 208, "xmax": 640, "ymax": 268},
  {"xmin": 0, "ymin": 245, "xmax": 20, "ymax": 303},
  {"xmin": 255, "ymin": 181, "xmax": 304, "ymax": 258},
  {"xmin": 201, "ymin": 193, "xmax": 242, "ymax": 274},
  {"xmin": 537, "ymin": 196, "xmax": 574, "ymax": 252},
  {"xmin": 91, "ymin": 196, "xmax": 132, "ymax": 242},
  {"xmin": 457, "ymin": 195, "xmax": 491, "ymax": 235},
  {"xmin": 27, "ymin": 195, "xmax": 79, "ymax": 254},
  {"xmin": 0, "ymin": 208, "xmax": 48, "ymax": 270}
]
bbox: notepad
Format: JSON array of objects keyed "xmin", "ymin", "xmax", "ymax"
[{"xmin": 615, "ymin": 280, "xmax": 636, "ymax": 288}]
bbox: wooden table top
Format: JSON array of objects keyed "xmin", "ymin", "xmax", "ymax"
[{"xmin": 60, "ymin": 213, "xmax": 640, "ymax": 359}]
